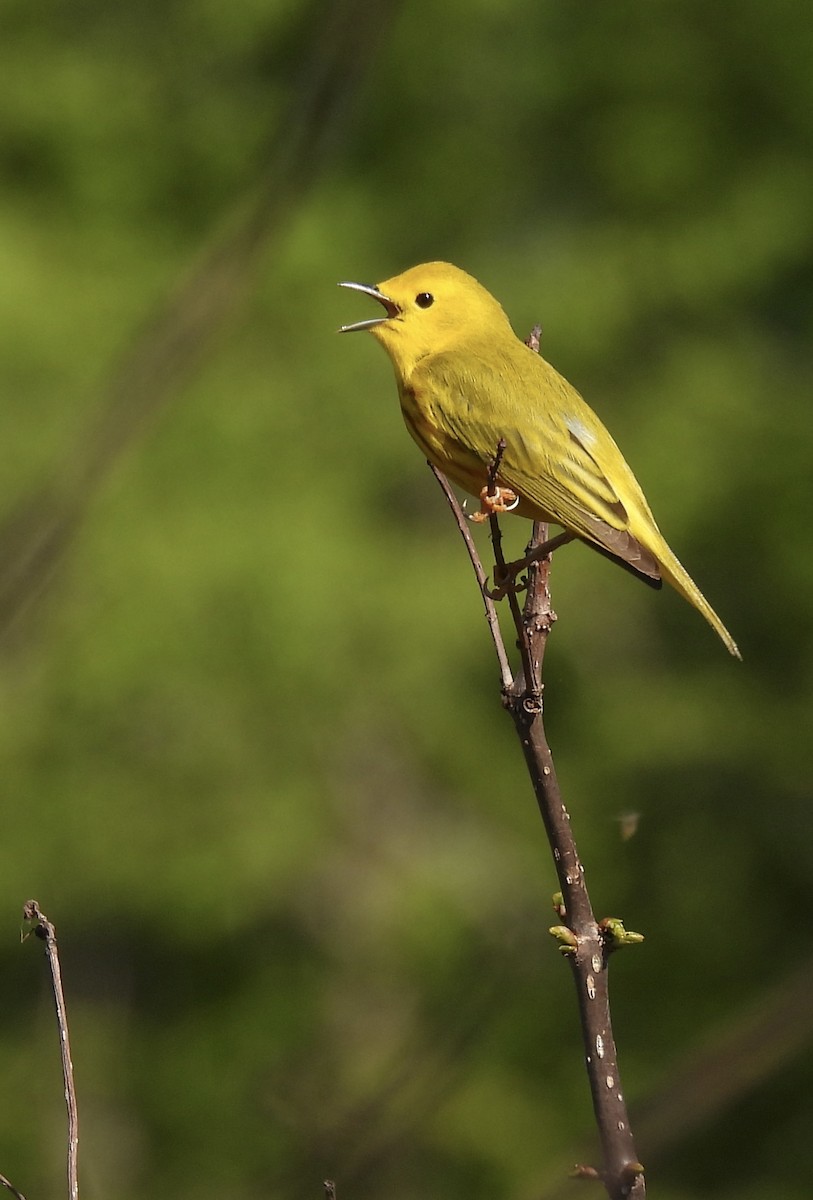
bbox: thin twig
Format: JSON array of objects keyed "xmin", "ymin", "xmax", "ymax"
[
  {"xmin": 428, "ymin": 334, "xmax": 646, "ymax": 1199},
  {"xmin": 536, "ymin": 952, "xmax": 813, "ymax": 1199},
  {"xmin": 488, "ymin": 506, "xmax": 537, "ymax": 699},
  {"xmin": 22, "ymin": 901, "xmax": 79, "ymax": 1200},
  {"xmin": 428, "ymin": 464, "xmax": 513, "ymax": 691},
  {"xmin": 490, "ymin": 529, "xmax": 576, "ymax": 598},
  {"xmin": 0, "ymin": 1173, "xmax": 27, "ymax": 1200},
  {"xmin": 485, "ymin": 437, "xmax": 508, "ymax": 498},
  {"xmin": 507, "ymin": 528, "xmax": 644, "ymax": 1199},
  {"xmin": 479, "ymin": 440, "xmax": 536, "ymax": 694}
]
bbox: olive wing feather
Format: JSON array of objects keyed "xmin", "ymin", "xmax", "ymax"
[{"xmin": 421, "ymin": 348, "xmax": 661, "ymax": 581}]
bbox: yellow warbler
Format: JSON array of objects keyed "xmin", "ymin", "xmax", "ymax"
[{"xmin": 340, "ymin": 261, "xmax": 739, "ymax": 658}]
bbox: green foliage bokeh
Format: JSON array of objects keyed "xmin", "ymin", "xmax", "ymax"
[{"xmin": 1, "ymin": 1, "xmax": 812, "ymax": 1198}]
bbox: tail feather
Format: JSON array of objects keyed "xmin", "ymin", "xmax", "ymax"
[{"xmin": 658, "ymin": 547, "xmax": 741, "ymax": 659}]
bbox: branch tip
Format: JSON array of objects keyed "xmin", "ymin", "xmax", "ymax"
[{"xmin": 21, "ymin": 901, "xmax": 79, "ymax": 1200}]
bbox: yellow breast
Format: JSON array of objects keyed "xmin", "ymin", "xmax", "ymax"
[{"xmin": 398, "ymin": 382, "xmax": 487, "ymax": 496}]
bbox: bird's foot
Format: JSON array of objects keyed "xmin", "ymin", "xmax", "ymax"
[
  {"xmin": 484, "ymin": 530, "xmax": 578, "ymax": 601},
  {"xmin": 468, "ymin": 485, "xmax": 519, "ymax": 524},
  {"xmin": 483, "ymin": 558, "xmax": 528, "ymax": 601}
]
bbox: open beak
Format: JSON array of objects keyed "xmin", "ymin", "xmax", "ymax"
[{"xmin": 338, "ymin": 281, "xmax": 399, "ymax": 332}]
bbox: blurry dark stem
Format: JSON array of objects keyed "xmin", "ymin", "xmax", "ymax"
[
  {"xmin": 22, "ymin": 902, "xmax": 79, "ymax": 1200},
  {"xmin": 0, "ymin": 0, "xmax": 402, "ymax": 642},
  {"xmin": 428, "ymin": 339, "xmax": 645, "ymax": 1200}
]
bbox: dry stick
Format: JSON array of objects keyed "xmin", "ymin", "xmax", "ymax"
[
  {"xmin": 515, "ymin": 531, "xmax": 644, "ymax": 1200},
  {"xmin": 428, "ymin": 465, "xmax": 513, "ymax": 690},
  {"xmin": 430, "ymin": 443, "xmax": 645, "ymax": 1197},
  {"xmin": 409, "ymin": 347, "xmax": 642, "ymax": 1200},
  {"xmin": 433, "ymin": 478, "xmax": 645, "ymax": 1198},
  {"xmin": 536, "ymin": 949, "xmax": 813, "ymax": 1200},
  {"xmin": 430, "ymin": 452, "xmax": 640, "ymax": 1192},
  {"xmin": 482, "ymin": 441, "xmax": 538, "ymax": 694},
  {"xmin": 487, "ymin": 529, "xmax": 576, "ymax": 600},
  {"xmin": 22, "ymin": 901, "xmax": 79, "ymax": 1200}
]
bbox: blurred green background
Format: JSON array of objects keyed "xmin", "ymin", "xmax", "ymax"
[{"xmin": 1, "ymin": 1, "xmax": 811, "ymax": 1197}]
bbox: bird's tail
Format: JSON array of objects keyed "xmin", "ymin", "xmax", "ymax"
[{"xmin": 657, "ymin": 545, "xmax": 741, "ymax": 659}]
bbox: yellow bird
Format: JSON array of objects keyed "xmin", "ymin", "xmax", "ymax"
[{"xmin": 340, "ymin": 261, "xmax": 739, "ymax": 658}]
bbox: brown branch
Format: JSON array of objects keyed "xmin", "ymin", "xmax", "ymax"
[
  {"xmin": 535, "ymin": 952, "xmax": 813, "ymax": 1199},
  {"xmin": 485, "ymin": 501, "xmax": 536, "ymax": 697},
  {"xmin": 22, "ymin": 901, "xmax": 79, "ymax": 1200},
  {"xmin": 485, "ymin": 436, "xmax": 508, "ymax": 497},
  {"xmin": 428, "ymin": 465, "xmax": 513, "ymax": 691},
  {"xmin": 428, "ymin": 339, "xmax": 645, "ymax": 1200},
  {"xmin": 508, "ymin": 529, "xmax": 644, "ymax": 1199},
  {"xmin": 490, "ymin": 529, "xmax": 576, "ymax": 599}
]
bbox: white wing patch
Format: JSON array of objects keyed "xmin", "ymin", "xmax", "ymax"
[{"xmin": 565, "ymin": 415, "xmax": 597, "ymax": 448}]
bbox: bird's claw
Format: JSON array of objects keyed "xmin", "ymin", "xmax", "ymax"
[
  {"xmin": 468, "ymin": 485, "xmax": 519, "ymax": 524},
  {"xmin": 484, "ymin": 563, "xmax": 528, "ymax": 601},
  {"xmin": 483, "ymin": 552, "xmax": 530, "ymax": 600}
]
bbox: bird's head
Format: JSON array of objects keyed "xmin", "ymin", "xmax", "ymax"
[{"xmin": 339, "ymin": 261, "xmax": 513, "ymax": 379}]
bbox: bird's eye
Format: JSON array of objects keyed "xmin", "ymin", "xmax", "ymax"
[{"xmin": 415, "ymin": 292, "xmax": 434, "ymax": 309}]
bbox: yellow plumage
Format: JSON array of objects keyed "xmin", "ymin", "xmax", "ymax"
[{"xmin": 340, "ymin": 261, "xmax": 739, "ymax": 658}]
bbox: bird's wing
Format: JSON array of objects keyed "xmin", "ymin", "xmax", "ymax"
[
  {"xmin": 425, "ymin": 349, "xmax": 662, "ymax": 582},
  {"xmin": 501, "ymin": 415, "xmax": 662, "ymax": 581}
]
